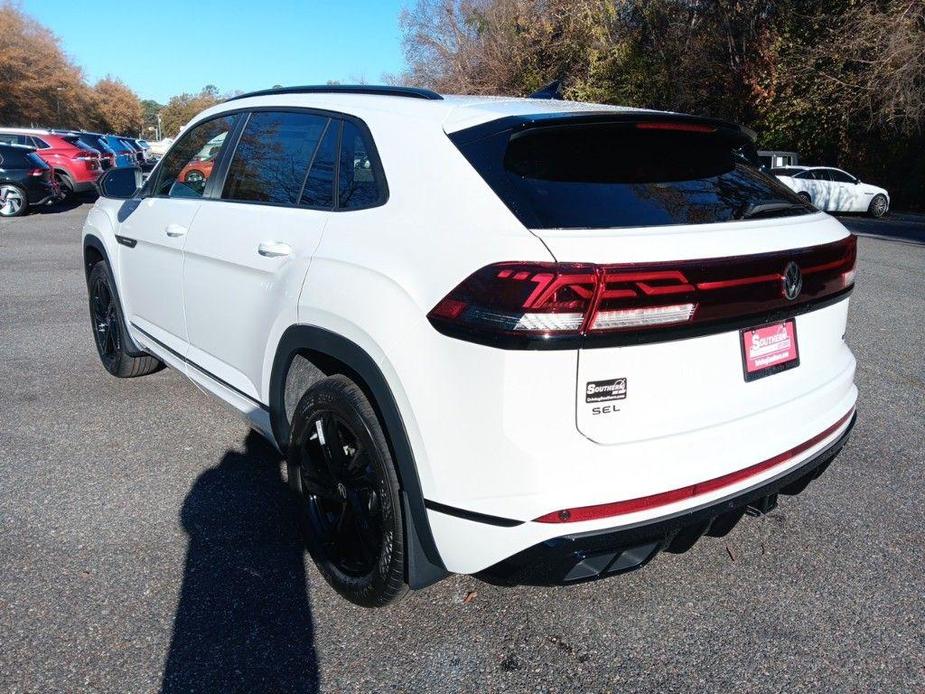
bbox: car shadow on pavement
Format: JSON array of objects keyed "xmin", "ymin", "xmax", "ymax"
[
  {"xmin": 33, "ymin": 196, "xmax": 88, "ymax": 215},
  {"xmin": 161, "ymin": 431, "xmax": 320, "ymax": 693}
]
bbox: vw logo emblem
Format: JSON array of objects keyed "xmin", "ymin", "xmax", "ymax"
[{"xmin": 782, "ymin": 262, "xmax": 802, "ymax": 301}]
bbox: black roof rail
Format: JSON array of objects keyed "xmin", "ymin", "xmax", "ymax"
[{"xmin": 225, "ymin": 85, "xmax": 444, "ymax": 102}]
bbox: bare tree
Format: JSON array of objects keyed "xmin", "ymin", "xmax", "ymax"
[{"xmin": 813, "ymin": 0, "xmax": 925, "ymax": 133}]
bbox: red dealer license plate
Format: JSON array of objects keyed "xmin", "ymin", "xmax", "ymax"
[{"xmin": 740, "ymin": 319, "xmax": 800, "ymax": 381}]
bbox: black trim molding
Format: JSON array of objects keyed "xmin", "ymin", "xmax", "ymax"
[
  {"xmin": 130, "ymin": 322, "xmax": 268, "ymax": 412},
  {"xmin": 424, "ymin": 499, "xmax": 524, "ymax": 528}
]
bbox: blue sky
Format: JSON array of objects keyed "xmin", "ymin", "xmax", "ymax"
[{"xmin": 20, "ymin": 0, "xmax": 409, "ymax": 104}]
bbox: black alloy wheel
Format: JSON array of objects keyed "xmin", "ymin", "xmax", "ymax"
[
  {"xmin": 288, "ymin": 375, "xmax": 407, "ymax": 607},
  {"xmin": 91, "ymin": 271, "xmax": 121, "ymax": 371}
]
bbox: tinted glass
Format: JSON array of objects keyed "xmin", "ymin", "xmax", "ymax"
[
  {"xmin": 155, "ymin": 115, "xmax": 237, "ymax": 198},
  {"xmin": 30, "ymin": 137, "xmax": 50, "ymax": 149},
  {"xmin": 807, "ymin": 170, "xmax": 831, "ymax": 181},
  {"xmin": 0, "ymin": 133, "xmax": 28, "ymax": 146},
  {"xmin": 222, "ymin": 111, "xmax": 328, "ymax": 205},
  {"xmin": 0, "ymin": 145, "xmax": 32, "ymax": 168},
  {"xmin": 61, "ymin": 135, "xmax": 85, "ymax": 150},
  {"xmin": 299, "ymin": 119, "xmax": 338, "ymax": 208},
  {"xmin": 454, "ymin": 122, "xmax": 812, "ymax": 229},
  {"xmin": 829, "ymin": 169, "xmax": 854, "ymax": 183},
  {"xmin": 82, "ymin": 135, "xmax": 112, "ymax": 153},
  {"xmin": 771, "ymin": 167, "xmax": 803, "ymax": 176},
  {"xmin": 337, "ymin": 121, "xmax": 383, "ymax": 209},
  {"xmin": 26, "ymin": 152, "xmax": 48, "ymax": 169}
]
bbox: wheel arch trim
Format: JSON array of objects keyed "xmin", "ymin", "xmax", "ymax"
[{"xmin": 269, "ymin": 324, "xmax": 448, "ymax": 587}]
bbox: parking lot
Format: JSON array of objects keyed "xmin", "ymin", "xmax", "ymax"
[{"xmin": 1, "ymin": 202, "xmax": 923, "ymax": 693}]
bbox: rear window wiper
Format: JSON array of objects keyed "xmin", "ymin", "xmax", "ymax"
[{"xmin": 736, "ymin": 201, "xmax": 810, "ymax": 220}]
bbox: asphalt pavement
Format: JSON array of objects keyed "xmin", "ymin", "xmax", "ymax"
[{"xmin": 1, "ymin": 202, "xmax": 923, "ymax": 693}]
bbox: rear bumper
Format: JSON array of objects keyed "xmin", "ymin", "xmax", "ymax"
[{"xmin": 479, "ymin": 411, "xmax": 854, "ymax": 585}]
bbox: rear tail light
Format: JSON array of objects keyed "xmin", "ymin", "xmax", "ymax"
[
  {"xmin": 28, "ymin": 168, "xmax": 44, "ymax": 177},
  {"xmin": 427, "ymin": 236, "xmax": 856, "ymax": 348}
]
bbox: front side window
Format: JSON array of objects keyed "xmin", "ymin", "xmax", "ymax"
[
  {"xmin": 155, "ymin": 115, "xmax": 237, "ymax": 198},
  {"xmin": 829, "ymin": 169, "xmax": 855, "ymax": 183},
  {"xmin": 222, "ymin": 111, "xmax": 329, "ymax": 205},
  {"xmin": 337, "ymin": 121, "xmax": 384, "ymax": 209}
]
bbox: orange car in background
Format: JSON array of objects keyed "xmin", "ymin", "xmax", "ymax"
[{"xmin": 176, "ymin": 135, "xmax": 225, "ymax": 187}]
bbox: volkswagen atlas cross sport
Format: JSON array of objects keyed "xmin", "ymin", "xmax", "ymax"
[{"xmin": 82, "ymin": 85, "xmax": 858, "ymax": 607}]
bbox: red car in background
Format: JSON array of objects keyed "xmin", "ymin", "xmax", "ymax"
[
  {"xmin": 176, "ymin": 134, "xmax": 226, "ymax": 191},
  {"xmin": 0, "ymin": 128, "xmax": 101, "ymax": 198}
]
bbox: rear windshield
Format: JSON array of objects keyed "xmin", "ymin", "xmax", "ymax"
[
  {"xmin": 62, "ymin": 135, "xmax": 96, "ymax": 152},
  {"xmin": 452, "ymin": 120, "xmax": 813, "ymax": 229},
  {"xmin": 0, "ymin": 146, "xmax": 41, "ymax": 168}
]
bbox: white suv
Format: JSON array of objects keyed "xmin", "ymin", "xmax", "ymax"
[{"xmin": 82, "ymin": 86, "xmax": 858, "ymax": 607}]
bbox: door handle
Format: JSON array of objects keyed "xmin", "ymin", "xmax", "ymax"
[
  {"xmin": 257, "ymin": 241, "xmax": 292, "ymax": 258},
  {"xmin": 165, "ymin": 223, "xmax": 188, "ymax": 238}
]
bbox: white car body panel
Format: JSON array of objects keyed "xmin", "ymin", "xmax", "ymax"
[
  {"xmin": 183, "ymin": 201, "xmax": 329, "ymax": 401},
  {"xmin": 82, "ymin": 91, "xmax": 859, "ymax": 579},
  {"xmin": 776, "ymin": 166, "xmax": 889, "ymax": 214},
  {"xmin": 117, "ymin": 196, "xmax": 198, "ymax": 356}
]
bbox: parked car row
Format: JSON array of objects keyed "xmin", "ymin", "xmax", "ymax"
[{"xmin": 0, "ymin": 126, "xmax": 154, "ymax": 217}]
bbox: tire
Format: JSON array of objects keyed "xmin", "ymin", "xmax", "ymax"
[
  {"xmin": 868, "ymin": 194, "xmax": 888, "ymax": 218},
  {"xmin": 87, "ymin": 261, "xmax": 163, "ymax": 378},
  {"xmin": 0, "ymin": 183, "xmax": 28, "ymax": 217},
  {"xmin": 55, "ymin": 173, "xmax": 73, "ymax": 200},
  {"xmin": 287, "ymin": 374, "xmax": 408, "ymax": 607}
]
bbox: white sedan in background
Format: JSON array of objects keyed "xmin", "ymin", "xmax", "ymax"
[{"xmin": 773, "ymin": 166, "xmax": 890, "ymax": 218}]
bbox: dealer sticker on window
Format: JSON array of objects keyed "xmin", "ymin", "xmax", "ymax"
[{"xmin": 740, "ymin": 319, "xmax": 800, "ymax": 381}]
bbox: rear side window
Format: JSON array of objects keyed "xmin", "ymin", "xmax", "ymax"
[
  {"xmin": 453, "ymin": 121, "xmax": 813, "ymax": 229},
  {"xmin": 0, "ymin": 147, "xmax": 24, "ymax": 168},
  {"xmin": 0, "ymin": 133, "xmax": 29, "ymax": 146},
  {"xmin": 299, "ymin": 119, "xmax": 338, "ymax": 208},
  {"xmin": 222, "ymin": 111, "xmax": 328, "ymax": 205},
  {"xmin": 771, "ymin": 167, "xmax": 803, "ymax": 176},
  {"xmin": 337, "ymin": 121, "xmax": 384, "ymax": 209}
]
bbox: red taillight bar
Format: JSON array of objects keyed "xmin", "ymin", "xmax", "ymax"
[
  {"xmin": 535, "ymin": 409, "xmax": 855, "ymax": 523},
  {"xmin": 635, "ymin": 121, "xmax": 717, "ymax": 133},
  {"xmin": 427, "ymin": 236, "xmax": 857, "ymax": 348}
]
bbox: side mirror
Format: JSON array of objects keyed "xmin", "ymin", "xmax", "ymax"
[{"xmin": 96, "ymin": 166, "xmax": 144, "ymax": 199}]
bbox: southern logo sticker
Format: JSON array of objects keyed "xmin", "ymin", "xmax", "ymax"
[{"xmin": 586, "ymin": 378, "xmax": 627, "ymax": 403}]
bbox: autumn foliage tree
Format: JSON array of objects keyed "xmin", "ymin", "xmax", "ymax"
[
  {"xmin": 0, "ymin": 2, "xmax": 93, "ymax": 128},
  {"xmin": 159, "ymin": 86, "xmax": 226, "ymax": 137},
  {"xmin": 0, "ymin": 3, "xmax": 144, "ymax": 134},
  {"xmin": 92, "ymin": 77, "xmax": 144, "ymax": 135},
  {"xmin": 398, "ymin": 0, "xmax": 925, "ymax": 209}
]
